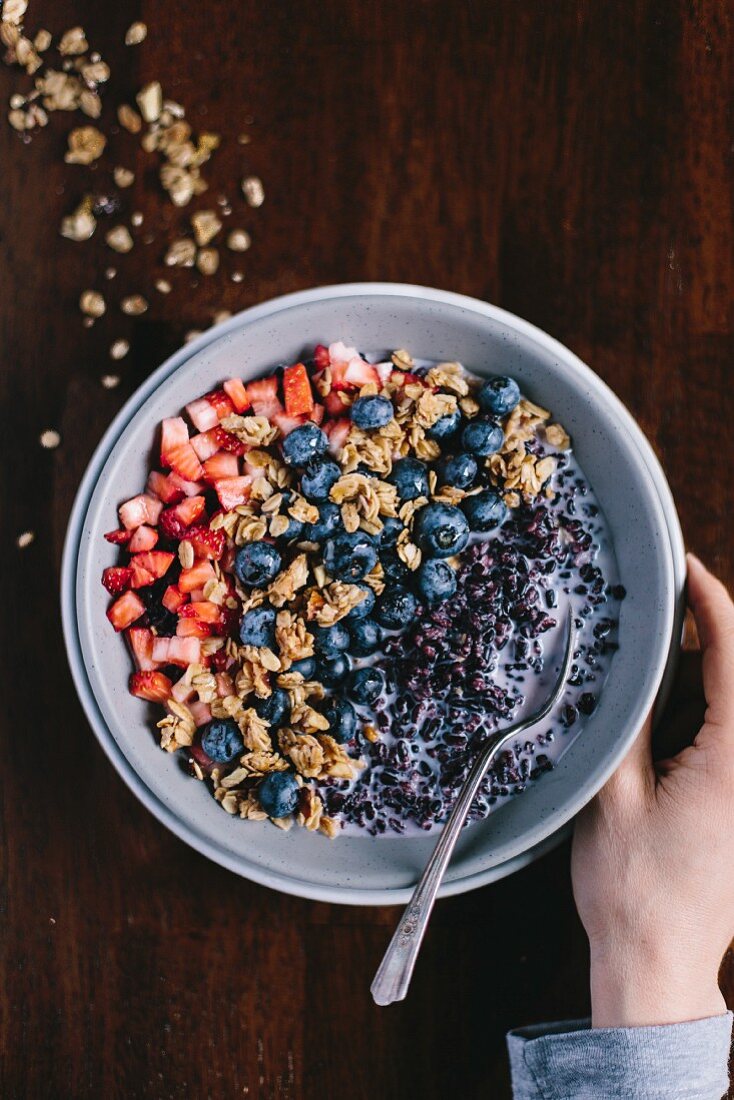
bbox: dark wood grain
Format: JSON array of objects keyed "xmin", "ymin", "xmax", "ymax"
[{"xmin": 2, "ymin": 2, "xmax": 733, "ymax": 1097}]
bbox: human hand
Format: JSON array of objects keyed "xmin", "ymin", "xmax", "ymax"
[{"xmin": 571, "ymin": 554, "xmax": 734, "ymax": 1028}]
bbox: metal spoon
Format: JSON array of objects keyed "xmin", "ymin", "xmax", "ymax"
[{"xmin": 371, "ymin": 607, "xmax": 576, "ymax": 1006}]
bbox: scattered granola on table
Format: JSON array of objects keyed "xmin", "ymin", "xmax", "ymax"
[{"xmin": 102, "ymin": 342, "xmax": 625, "ymax": 837}]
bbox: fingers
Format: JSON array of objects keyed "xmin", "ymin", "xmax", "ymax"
[
  {"xmin": 686, "ymin": 554, "xmax": 734, "ymax": 727},
  {"xmin": 604, "ymin": 710, "xmax": 654, "ymax": 799}
]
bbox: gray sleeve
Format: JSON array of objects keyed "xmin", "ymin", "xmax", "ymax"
[{"xmin": 506, "ymin": 1013, "xmax": 732, "ymax": 1099}]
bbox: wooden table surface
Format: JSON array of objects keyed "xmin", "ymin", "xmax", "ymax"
[{"xmin": 2, "ymin": 1, "xmax": 733, "ymax": 1096}]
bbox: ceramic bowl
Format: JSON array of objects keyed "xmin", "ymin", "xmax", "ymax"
[{"xmin": 62, "ymin": 284, "xmax": 680, "ymax": 904}]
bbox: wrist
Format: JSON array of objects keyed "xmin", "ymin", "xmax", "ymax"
[{"xmin": 589, "ymin": 939, "xmax": 725, "ymax": 1028}]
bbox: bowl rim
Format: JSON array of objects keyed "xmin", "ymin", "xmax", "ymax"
[{"xmin": 61, "ymin": 282, "xmax": 678, "ymax": 904}]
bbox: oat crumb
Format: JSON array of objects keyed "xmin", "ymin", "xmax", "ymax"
[
  {"xmin": 110, "ymin": 339, "xmax": 130, "ymax": 360},
  {"xmin": 16, "ymin": 530, "xmax": 35, "ymax": 549},
  {"xmin": 227, "ymin": 228, "xmax": 251, "ymax": 252},
  {"xmin": 40, "ymin": 429, "xmax": 61, "ymax": 449},
  {"xmin": 101, "ymin": 374, "xmax": 120, "ymax": 389},
  {"xmin": 79, "ymin": 289, "xmax": 106, "ymax": 317},
  {"xmin": 241, "ymin": 176, "xmax": 264, "ymax": 207},
  {"xmin": 125, "ymin": 22, "xmax": 147, "ymax": 46}
]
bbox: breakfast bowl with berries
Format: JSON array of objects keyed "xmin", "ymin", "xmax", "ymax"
[{"xmin": 62, "ymin": 284, "xmax": 683, "ymax": 904}]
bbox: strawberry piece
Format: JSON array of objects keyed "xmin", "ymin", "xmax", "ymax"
[
  {"xmin": 202, "ymin": 452, "xmax": 239, "ymax": 481},
  {"xmin": 211, "ymin": 650, "xmax": 231, "ymax": 672},
  {"xmin": 247, "ymin": 376, "xmax": 283, "ymax": 419},
  {"xmin": 344, "ymin": 357, "xmax": 380, "ymax": 387},
  {"xmin": 329, "ymin": 361, "xmax": 351, "ymax": 390},
  {"xmin": 162, "ymin": 584, "xmax": 188, "ymax": 612},
  {"xmin": 102, "ymin": 566, "xmax": 132, "ymax": 595},
  {"xmin": 159, "ymin": 496, "xmax": 207, "ymax": 539},
  {"xmin": 147, "ymin": 470, "xmax": 185, "ymax": 504},
  {"xmin": 206, "ymin": 389, "xmax": 235, "ymax": 419},
  {"xmin": 215, "ymin": 672, "xmax": 236, "ymax": 697},
  {"xmin": 178, "ymin": 559, "xmax": 216, "ymax": 594},
  {"xmin": 126, "ymin": 627, "xmax": 158, "ymax": 671},
  {"xmin": 156, "ymin": 635, "xmax": 201, "ymax": 667},
  {"xmin": 160, "ymin": 416, "xmax": 205, "ymax": 481},
  {"xmin": 213, "ymin": 476, "xmax": 251, "ymax": 510},
  {"xmin": 170, "ymin": 679, "xmax": 196, "ymax": 704},
  {"xmin": 314, "ymin": 344, "xmax": 330, "ymax": 371},
  {"xmin": 185, "ymin": 525, "xmax": 225, "ymax": 561},
  {"xmin": 189, "ymin": 742, "xmax": 215, "ymax": 770},
  {"xmin": 190, "ymin": 430, "xmax": 221, "ymax": 462},
  {"xmin": 180, "ymin": 600, "xmax": 224, "ymax": 624},
  {"xmin": 188, "ymin": 700, "xmax": 213, "ymax": 727},
  {"xmin": 211, "ymin": 425, "xmax": 248, "ymax": 455},
  {"xmin": 310, "ymin": 402, "xmax": 325, "ymax": 425},
  {"xmin": 166, "ymin": 442, "xmax": 205, "ymax": 482},
  {"xmin": 328, "ymin": 340, "xmax": 360, "ymax": 363},
  {"xmin": 324, "ymin": 417, "xmax": 352, "ymax": 457},
  {"xmin": 176, "ymin": 618, "xmax": 212, "ymax": 639},
  {"xmin": 324, "ymin": 390, "xmax": 348, "ymax": 418},
  {"xmin": 119, "ymin": 493, "xmax": 163, "ymax": 531},
  {"xmin": 283, "ymin": 362, "xmax": 314, "ymax": 417},
  {"xmin": 168, "ymin": 472, "xmax": 204, "ymax": 497},
  {"xmin": 129, "ymin": 525, "xmax": 159, "ymax": 553},
  {"xmin": 273, "ymin": 411, "xmax": 306, "ymax": 436},
  {"xmin": 104, "ymin": 528, "xmax": 132, "ymax": 545},
  {"xmin": 160, "ymin": 416, "xmax": 190, "ymax": 460},
  {"xmin": 130, "ymin": 670, "xmax": 172, "ymax": 704},
  {"xmin": 186, "ymin": 398, "xmax": 219, "ymax": 432},
  {"xmin": 107, "ymin": 590, "xmax": 145, "ymax": 631},
  {"xmin": 223, "ymin": 377, "xmax": 250, "ymax": 413},
  {"xmin": 129, "ymin": 551, "xmax": 175, "ymax": 588},
  {"xmin": 187, "ymin": 587, "xmax": 207, "ymax": 601}
]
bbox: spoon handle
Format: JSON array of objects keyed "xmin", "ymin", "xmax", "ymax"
[{"xmin": 370, "ymin": 731, "xmax": 506, "ymax": 1006}]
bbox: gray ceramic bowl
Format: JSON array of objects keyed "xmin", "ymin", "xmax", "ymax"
[{"xmin": 62, "ymin": 284, "xmax": 680, "ymax": 904}]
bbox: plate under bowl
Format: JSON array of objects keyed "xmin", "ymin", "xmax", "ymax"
[{"xmin": 62, "ymin": 284, "xmax": 679, "ymax": 905}]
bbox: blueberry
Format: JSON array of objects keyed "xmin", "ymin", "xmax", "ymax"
[
  {"xmin": 388, "ymin": 457, "xmax": 429, "ymax": 502},
  {"xmin": 380, "ymin": 548, "xmax": 411, "ymax": 586},
  {"xmin": 461, "ymin": 417, "xmax": 504, "ymax": 457},
  {"xmin": 323, "ymin": 531, "xmax": 378, "ymax": 581},
  {"xmin": 280, "ymin": 515, "xmax": 304, "ymax": 540},
  {"xmin": 253, "ymin": 687, "xmax": 290, "ymax": 727},
  {"xmin": 234, "ymin": 541, "xmax": 282, "ymax": 587},
  {"xmin": 415, "ymin": 559, "xmax": 457, "ymax": 605},
  {"xmin": 323, "ymin": 697, "xmax": 358, "ymax": 743},
  {"xmin": 290, "ymin": 656, "xmax": 317, "ymax": 678},
  {"xmin": 350, "ymin": 394, "xmax": 394, "ymax": 429},
  {"xmin": 311, "ymin": 621, "xmax": 350, "ymax": 656},
  {"xmin": 374, "ymin": 585, "xmax": 418, "ymax": 629},
  {"xmin": 461, "ymin": 489, "xmax": 508, "ymax": 531},
  {"xmin": 258, "ymin": 771, "xmax": 300, "ymax": 818},
  {"xmin": 201, "ymin": 718, "xmax": 244, "ymax": 763},
  {"xmin": 281, "ymin": 423, "xmax": 328, "ymax": 466},
  {"xmin": 303, "ymin": 502, "xmax": 342, "ymax": 543},
  {"xmin": 426, "ymin": 406, "xmax": 462, "ymax": 441},
  {"xmin": 477, "ymin": 375, "xmax": 521, "ymax": 417},
  {"xmin": 239, "ymin": 604, "xmax": 276, "ymax": 647},
  {"xmin": 317, "ymin": 652, "xmax": 351, "ymax": 687},
  {"xmin": 344, "ymin": 585, "xmax": 375, "ymax": 623},
  {"xmin": 379, "ymin": 516, "xmax": 404, "ymax": 545},
  {"xmin": 348, "ymin": 617, "xmax": 384, "ymax": 656},
  {"xmin": 413, "ymin": 503, "xmax": 469, "ymax": 558},
  {"xmin": 300, "ymin": 458, "xmax": 341, "ymax": 501},
  {"xmin": 347, "ymin": 667, "xmax": 385, "ymax": 705},
  {"xmin": 435, "ymin": 452, "xmax": 477, "ymax": 490}
]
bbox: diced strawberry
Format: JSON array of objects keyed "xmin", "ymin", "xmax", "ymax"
[
  {"xmin": 212, "ymin": 425, "xmax": 248, "ymax": 455},
  {"xmin": 185, "ymin": 525, "xmax": 225, "ymax": 561},
  {"xmin": 162, "ymin": 584, "xmax": 188, "ymax": 612},
  {"xmin": 223, "ymin": 377, "xmax": 251, "ymax": 413},
  {"xmin": 374, "ymin": 361, "xmax": 393, "ymax": 385},
  {"xmin": 273, "ymin": 411, "xmax": 306, "ymax": 436},
  {"xmin": 329, "ymin": 361, "xmax": 351, "ymax": 390},
  {"xmin": 189, "ymin": 742, "xmax": 215, "ymax": 769},
  {"xmin": 211, "ymin": 649, "xmax": 232, "ymax": 672},
  {"xmin": 159, "ymin": 496, "xmax": 207, "ymax": 539},
  {"xmin": 190, "ymin": 430, "xmax": 221, "ymax": 462},
  {"xmin": 202, "ymin": 452, "xmax": 239, "ymax": 481},
  {"xmin": 188, "ymin": 587, "xmax": 207, "ymax": 601},
  {"xmin": 180, "ymin": 600, "xmax": 223, "ymax": 624},
  {"xmin": 247, "ymin": 376, "xmax": 283, "ymax": 419},
  {"xmin": 168, "ymin": 472, "xmax": 204, "ymax": 498},
  {"xmin": 167, "ymin": 636, "xmax": 202, "ymax": 667},
  {"xmin": 129, "ymin": 525, "xmax": 159, "ymax": 552},
  {"xmin": 344, "ymin": 357, "xmax": 380, "ymax": 387},
  {"xmin": 119, "ymin": 493, "xmax": 163, "ymax": 531},
  {"xmin": 160, "ymin": 416, "xmax": 190, "ymax": 460},
  {"xmin": 129, "ymin": 551, "xmax": 175, "ymax": 588},
  {"xmin": 314, "ymin": 344, "xmax": 330, "ymax": 371},
  {"xmin": 310, "ymin": 402, "xmax": 325, "ymax": 425},
  {"xmin": 221, "ymin": 544, "xmax": 236, "ymax": 574},
  {"xmin": 176, "ymin": 618, "xmax": 212, "ymax": 638},
  {"xmin": 324, "ymin": 390, "xmax": 348, "ymax": 417},
  {"xmin": 188, "ymin": 700, "xmax": 212, "ymax": 727},
  {"xmin": 206, "ymin": 389, "xmax": 235, "ymax": 419},
  {"xmin": 171, "ymin": 679, "xmax": 196, "ymax": 704},
  {"xmin": 104, "ymin": 528, "xmax": 132, "ymax": 545},
  {"xmin": 178, "ymin": 559, "xmax": 216, "ymax": 593},
  {"xmin": 213, "ymin": 476, "xmax": 251, "ymax": 510},
  {"xmin": 324, "ymin": 417, "xmax": 352, "ymax": 457},
  {"xmin": 283, "ymin": 362, "xmax": 314, "ymax": 417},
  {"xmin": 130, "ymin": 669, "xmax": 173, "ymax": 703},
  {"xmin": 102, "ymin": 566, "xmax": 132, "ymax": 595},
  {"xmin": 107, "ymin": 590, "xmax": 145, "ymax": 632},
  {"xmin": 215, "ymin": 672, "xmax": 236, "ymax": 697},
  {"xmin": 126, "ymin": 626, "xmax": 158, "ymax": 671},
  {"xmin": 185, "ymin": 397, "xmax": 219, "ymax": 432},
  {"xmin": 167, "ymin": 442, "xmax": 205, "ymax": 482},
  {"xmin": 147, "ymin": 470, "xmax": 184, "ymax": 504},
  {"xmin": 328, "ymin": 340, "xmax": 360, "ymax": 363}
]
